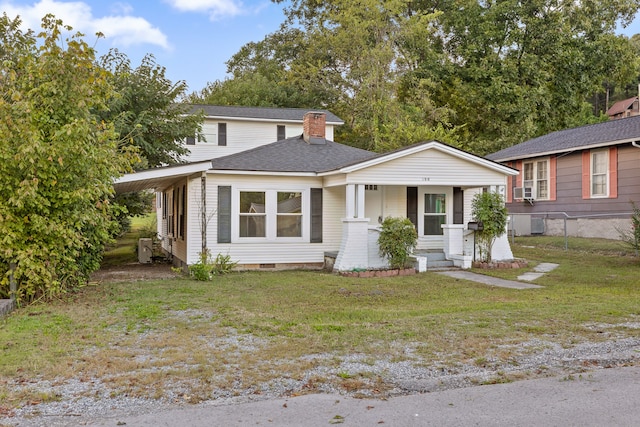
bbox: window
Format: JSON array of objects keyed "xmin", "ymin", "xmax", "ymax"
[
  {"xmin": 591, "ymin": 150, "xmax": 608, "ymax": 197},
  {"xmin": 522, "ymin": 159, "xmax": 549, "ymax": 200},
  {"xmin": 424, "ymin": 194, "xmax": 446, "ymax": 235},
  {"xmin": 239, "ymin": 191, "xmax": 265, "ymax": 237},
  {"xmin": 277, "ymin": 192, "xmax": 302, "ymax": 237},
  {"xmin": 218, "ymin": 123, "xmax": 227, "ymax": 146},
  {"xmin": 277, "ymin": 125, "xmax": 286, "ymax": 141}
]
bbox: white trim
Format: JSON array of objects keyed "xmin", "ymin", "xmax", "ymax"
[
  {"xmin": 210, "ymin": 170, "xmax": 317, "ymax": 177},
  {"xmin": 331, "ymin": 141, "xmax": 518, "ymax": 176},
  {"xmin": 115, "ymin": 162, "xmax": 211, "ymax": 184}
]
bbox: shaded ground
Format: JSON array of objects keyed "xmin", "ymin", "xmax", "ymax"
[{"xmin": 90, "ymin": 262, "xmax": 180, "ymax": 283}]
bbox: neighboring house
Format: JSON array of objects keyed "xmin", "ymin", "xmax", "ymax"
[
  {"xmin": 607, "ymin": 96, "xmax": 639, "ymax": 120},
  {"xmin": 486, "ymin": 116, "xmax": 640, "ymax": 239},
  {"xmin": 115, "ymin": 106, "xmax": 518, "ymax": 271}
]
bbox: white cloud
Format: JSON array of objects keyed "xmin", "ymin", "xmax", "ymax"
[
  {"xmin": 166, "ymin": 0, "xmax": 243, "ymax": 20},
  {"xmin": 0, "ymin": 0, "xmax": 169, "ymax": 49}
]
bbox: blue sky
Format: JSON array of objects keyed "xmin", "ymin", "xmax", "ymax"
[
  {"xmin": 2, "ymin": 0, "xmax": 640, "ymax": 95},
  {"xmin": 0, "ymin": 0, "xmax": 289, "ymax": 93}
]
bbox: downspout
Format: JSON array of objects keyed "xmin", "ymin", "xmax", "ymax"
[
  {"xmin": 201, "ymin": 172, "xmax": 207, "ymax": 253},
  {"xmin": 632, "ymin": 141, "xmax": 640, "ymax": 149}
]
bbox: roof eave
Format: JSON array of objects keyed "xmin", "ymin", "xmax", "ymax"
[{"xmin": 491, "ymin": 137, "xmax": 640, "ymax": 162}]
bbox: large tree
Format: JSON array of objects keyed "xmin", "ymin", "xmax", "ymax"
[
  {"xmin": 0, "ymin": 14, "xmax": 130, "ymax": 301},
  {"xmin": 204, "ymin": 0, "xmax": 640, "ymax": 154}
]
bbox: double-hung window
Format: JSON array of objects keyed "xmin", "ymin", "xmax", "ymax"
[
  {"xmin": 237, "ymin": 190, "xmax": 304, "ymax": 240},
  {"xmin": 591, "ymin": 149, "xmax": 608, "ymax": 197},
  {"xmin": 424, "ymin": 194, "xmax": 446, "ymax": 235},
  {"xmin": 522, "ymin": 159, "xmax": 549, "ymax": 200}
]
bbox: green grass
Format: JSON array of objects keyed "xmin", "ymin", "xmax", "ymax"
[
  {"xmin": 100, "ymin": 214, "xmax": 157, "ymax": 267},
  {"xmin": 1, "ymin": 235, "xmax": 639, "ymax": 407}
]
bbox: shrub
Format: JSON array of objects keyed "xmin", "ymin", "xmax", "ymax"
[
  {"xmin": 378, "ymin": 217, "xmax": 418, "ymax": 269},
  {"xmin": 471, "ymin": 192, "xmax": 508, "ymax": 263},
  {"xmin": 188, "ymin": 250, "xmax": 238, "ymax": 281}
]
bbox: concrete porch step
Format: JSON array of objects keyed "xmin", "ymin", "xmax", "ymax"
[{"xmin": 411, "ymin": 251, "xmax": 456, "ymax": 271}]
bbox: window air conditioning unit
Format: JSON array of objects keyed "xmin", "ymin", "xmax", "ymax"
[{"xmin": 513, "ymin": 187, "xmax": 533, "ymax": 200}]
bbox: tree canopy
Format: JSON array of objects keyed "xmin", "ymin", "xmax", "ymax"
[
  {"xmin": 192, "ymin": 0, "xmax": 640, "ymax": 154},
  {"xmin": 0, "ymin": 14, "xmax": 130, "ymax": 300}
]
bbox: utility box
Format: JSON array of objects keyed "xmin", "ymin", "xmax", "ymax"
[{"xmin": 138, "ymin": 238, "xmax": 153, "ymax": 264}]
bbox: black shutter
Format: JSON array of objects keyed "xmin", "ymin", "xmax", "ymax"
[
  {"xmin": 218, "ymin": 123, "xmax": 227, "ymax": 146},
  {"xmin": 407, "ymin": 187, "xmax": 418, "ymax": 229},
  {"xmin": 310, "ymin": 188, "xmax": 323, "ymax": 243},
  {"xmin": 453, "ymin": 187, "xmax": 464, "ymax": 224},
  {"xmin": 218, "ymin": 186, "xmax": 231, "ymax": 243},
  {"xmin": 277, "ymin": 125, "xmax": 286, "ymax": 140},
  {"xmin": 186, "ymin": 136, "xmax": 195, "ymax": 145}
]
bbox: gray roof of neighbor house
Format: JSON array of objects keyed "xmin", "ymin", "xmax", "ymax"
[
  {"xmin": 210, "ymin": 135, "xmax": 376, "ymax": 173},
  {"xmin": 486, "ymin": 116, "xmax": 640, "ymax": 162},
  {"xmin": 187, "ymin": 104, "xmax": 344, "ymax": 125}
]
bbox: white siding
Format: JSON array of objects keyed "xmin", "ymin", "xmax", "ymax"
[
  {"xmin": 203, "ymin": 174, "xmax": 341, "ymax": 266},
  {"xmin": 347, "ymin": 148, "xmax": 507, "ymax": 186},
  {"xmin": 183, "ymin": 119, "xmax": 336, "ymax": 162}
]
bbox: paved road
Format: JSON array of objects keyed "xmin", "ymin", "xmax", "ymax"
[{"xmin": 87, "ymin": 366, "xmax": 640, "ymax": 426}]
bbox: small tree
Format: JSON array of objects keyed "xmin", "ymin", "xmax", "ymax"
[
  {"xmin": 378, "ymin": 217, "xmax": 418, "ymax": 269},
  {"xmin": 471, "ymin": 191, "xmax": 508, "ymax": 263}
]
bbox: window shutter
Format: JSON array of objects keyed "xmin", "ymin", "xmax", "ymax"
[
  {"xmin": 549, "ymin": 156, "xmax": 557, "ymax": 201},
  {"xmin": 186, "ymin": 136, "xmax": 195, "ymax": 145},
  {"xmin": 310, "ymin": 188, "xmax": 323, "ymax": 243},
  {"xmin": 277, "ymin": 125, "xmax": 286, "ymax": 141},
  {"xmin": 218, "ymin": 123, "xmax": 227, "ymax": 146},
  {"xmin": 218, "ymin": 186, "xmax": 231, "ymax": 243},
  {"xmin": 406, "ymin": 187, "xmax": 418, "ymax": 229},
  {"xmin": 609, "ymin": 146, "xmax": 618, "ymax": 199},
  {"xmin": 582, "ymin": 151, "xmax": 590, "ymax": 199}
]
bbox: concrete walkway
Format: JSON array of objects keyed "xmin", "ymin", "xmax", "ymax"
[
  {"xmin": 437, "ymin": 262, "xmax": 559, "ymax": 289},
  {"xmin": 437, "ymin": 270, "xmax": 543, "ymax": 289},
  {"xmin": 517, "ymin": 262, "xmax": 559, "ymax": 281}
]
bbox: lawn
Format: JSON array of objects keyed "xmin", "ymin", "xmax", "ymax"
[{"xmin": 0, "ymin": 234, "xmax": 639, "ymax": 408}]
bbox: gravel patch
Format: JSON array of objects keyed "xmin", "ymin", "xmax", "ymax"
[{"xmin": 2, "ymin": 329, "xmax": 639, "ymax": 427}]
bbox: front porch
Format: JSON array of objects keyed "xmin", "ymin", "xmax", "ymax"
[{"xmin": 329, "ymin": 182, "xmax": 512, "ymax": 273}]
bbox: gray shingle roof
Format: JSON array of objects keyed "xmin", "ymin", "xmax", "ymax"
[
  {"xmin": 486, "ymin": 116, "xmax": 640, "ymax": 162},
  {"xmin": 210, "ymin": 135, "xmax": 376, "ymax": 173},
  {"xmin": 186, "ymin": 104, "xmax": 344, "ymax": 124}
]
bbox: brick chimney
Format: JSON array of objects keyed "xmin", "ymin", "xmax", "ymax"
[{"xmin": 303, "ymin": 112, "xmax": 326, "ymax": 144}]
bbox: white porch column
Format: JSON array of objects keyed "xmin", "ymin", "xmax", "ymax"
[
  {"xmin": 334, "ymin": 184, "xmax": 370, "ymax": 272},
  {"xmin": 333, "ymin": 218, "xmax": 370, "ymax": 271},
  {"xmin": 356, "ymin": 184, "xmax": 365, "ymax": 218},
  {"xmin": 346, "ymin": 184, "xmax": 356, "ymax": 218}
]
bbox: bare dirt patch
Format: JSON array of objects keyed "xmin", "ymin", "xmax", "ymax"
[{"xmin": 90, "ymin": 262, "xmax": 180, "ymax": 283}]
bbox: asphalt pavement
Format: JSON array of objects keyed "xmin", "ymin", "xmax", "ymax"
[{"xmin": 88, "ymin": 365, "xmax": 640, "ymax": 426}]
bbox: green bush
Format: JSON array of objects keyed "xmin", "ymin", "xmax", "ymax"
[
  {"xmin": 188, "ymin": 250, "xmax": 238, "ymax": 281},
  {"xmin": 471, "ymin": 192, "xmax": 508, "ymax": 262},
  {"xmin": 378, "ymin": 217, "xmax": 418, "ymax": 269}
]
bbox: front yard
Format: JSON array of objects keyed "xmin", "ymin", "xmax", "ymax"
[{"xmin": 1, "ymin": 236, "xmax": 639, "ymax": 414}]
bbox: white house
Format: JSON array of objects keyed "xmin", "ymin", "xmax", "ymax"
[{"xmin": 115, "ymin": 106, "xmax": 518, "ymax": 271}]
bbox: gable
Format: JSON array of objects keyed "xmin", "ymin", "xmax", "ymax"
[{"xmin": 345, "ymin": 145, "xmax": 512, "ymax": 186}]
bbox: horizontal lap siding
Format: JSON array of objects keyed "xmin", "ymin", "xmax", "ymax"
[
  {"xmin": 348, "ymin": 150, "xmax": 507, "ymax": 186},
  {"xmin": 507, "ymin": 146, "xmax": 640, "ymax": 215},
  {"xmin": 205, "ymin": 174, "xmax": 336, "ymax": 266},
  {"xmin": 186, "ymin": 121, "xmax": 305, "ymax": 162}
]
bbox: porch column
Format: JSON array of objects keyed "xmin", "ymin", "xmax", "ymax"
[
  {"xmin": 356, "ymin": 184, "xmax": 365, "ymax": 218},
  {"xmin": 334, "ymin": 184, "xmax": 369, "ymax": 271}
]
